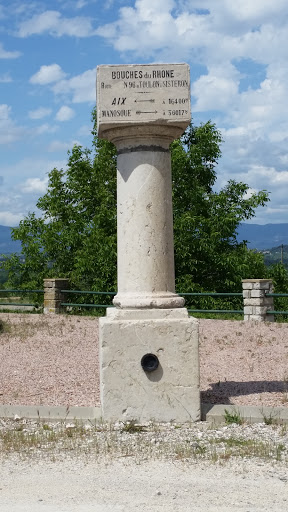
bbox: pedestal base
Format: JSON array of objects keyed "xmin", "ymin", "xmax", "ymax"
[{"xmin": 99, "ymin": 308, "xmax": 200, "ymax": 423}]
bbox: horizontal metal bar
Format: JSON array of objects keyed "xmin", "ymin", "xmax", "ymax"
[
  {"xmin": 187, "ymin": 309, "xmax": 243, "ymax": 314},
  {"xmin": 266, "ymin": 311, "xmax": 288, "ymax": 315},
  {"xmin": 180, "ymin": 292, "xmax": 242, "ymax": 297},
  {"xmin": 0, "ymin": 303, "xmax": 39, "ymax": 307},
  {"xmin": 61, "ymin": 290, "xmax": 116, "ymax": 295},
  {"xmin": 60, "ymin": 303, "xmax": 113, "ymax": 308},
  {"xmin": 0, "ymin": 289, "xmax": 43, "ymax": 293}
]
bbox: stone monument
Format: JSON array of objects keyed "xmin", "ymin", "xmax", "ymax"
[{"xmin": 97, "ymin": 63, "xmax": 200, "ymax": 423}]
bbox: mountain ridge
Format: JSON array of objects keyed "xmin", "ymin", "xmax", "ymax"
[
  {"xmin": 0, "ymin": 225, "xmax": 22, "ymax": 254},
  {"xmin": 236, "ymin": 223, "xmax": 288, "ymax": 250},
  {"xmin": 0, "ymin": 223, "xmax": 288, "ymax": 253}
]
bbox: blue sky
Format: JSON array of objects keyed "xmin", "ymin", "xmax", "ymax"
[{"xmin": 1, "ymin": 0, "xmax": 288, "ymax": 226}]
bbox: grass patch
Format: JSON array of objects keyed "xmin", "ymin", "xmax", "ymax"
[
  {"xmin": 224, "ymin": 408, "xmax": 243, "ymax": 425},
  {"xmin": 1, "ymin": 420, "xmax": 287, "ymax": 464},
  {"xmin": 120, "ymin": 420, "xmax": 147, "ymax": 434},
  {"xmin": 210, "ymin": 437, "xmax": 286, "ymax": 462}
]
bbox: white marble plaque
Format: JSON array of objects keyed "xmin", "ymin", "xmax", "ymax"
[{"xmin": 97, "ymin": 63, "xmax": 190, "ymax": 136}]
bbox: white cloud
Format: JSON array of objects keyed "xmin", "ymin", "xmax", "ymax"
[
  {"xmin": 17, "ymin": 10, "xmax": 96, "ymax": 37},
  {"xmin": 76, "ymin": 0, "xmax": 88, "ymax": 7},
  {"xmin": 48, "ymin": 139, "xmax": 79, "ymax": 152},
  {"xmin": 0, "ymin": 211, "xmax": 24, "ymax": 227},
  {"xmin": 55, "ymin": 106, "xmax": 75, "ymax": 121},
  {"xmin": 95, "ymin": 1, "xmax": 288, "ymax": 66},
  {"xmin": 222, "ymin": 0, "xmax": 288, "ymax": 22},
  {"xmin": 33, "ymin": 124, "xmax": 58, "ymax": 135},
  {"xmin": 0, "ymin": 104, "xmax": 24, "ymax": 144},
  {"xmin": 192, "ymin": 65, "xmax": 239, "ymax": 111},
  {"xmin": 0, "ymin": 157, "xmax": 67, "ymax": 179},
  {"xmin": 21, "ymin": 177, "xmax": 49, "ymax": 194},
  {"xmin": 96, "ymin": 1, "xmax": 177, "ymax": 57},
  {"xmin": 28, "ymin": 107, "xmax": 52, "ymax": 120},
  {"xmin": 52, "ymin": 68, "xmax": 96, "ymax": 103},
  {"xmin": 30, "ymin": 64, "xmax": 67, "ymax": 85},
  {"xmin": 0, "ymin": 43, "xmax": 21, "ymax": 59}
]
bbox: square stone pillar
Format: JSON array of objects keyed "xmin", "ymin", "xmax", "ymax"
[
  {"xmin": 43, "ymin": 278, "xmax": 69, "ymax": 314},
  {"xmin": 100, "ymin": 308, "xmax": 200, "ymax": 422},
  {"xmin": 242, "ymin": 279, "xmax": 274, "ymax": 322}
]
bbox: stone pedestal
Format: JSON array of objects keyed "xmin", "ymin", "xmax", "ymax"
[
  {"xmin": 242, "ymin": 279, "xmax": 274, "ymax": 322},
  {"xmin": 97, "ymin": 63, "xmax": 200, "ymax": 423},
  {"xmin": 99, "ymin": 308, "xmax": 200, "ymax": 422}
]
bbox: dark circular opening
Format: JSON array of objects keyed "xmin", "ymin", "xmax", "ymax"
[{"xmin": 141, "ymin": 353, "xmax": 159, "ymax": 372}]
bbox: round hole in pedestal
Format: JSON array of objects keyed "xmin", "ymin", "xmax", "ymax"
[{"xmin": 141, "ymin": 353, "xmax": 159, "ymax": 372}]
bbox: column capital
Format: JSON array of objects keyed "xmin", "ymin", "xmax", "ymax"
[{"xmin": 100, "ymin": 124, "xmax": 185, "ymax": 150}]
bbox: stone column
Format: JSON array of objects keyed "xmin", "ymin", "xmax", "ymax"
[
  {"xmin": 108, "ymin": 126, "xmax": 184, "ymax": 309},
  {"xmin": 242, "ymin": 279, "xmax": 274, "ymax": 322},
  {"xmin": 43, "ymin": 278, "xmax": 69, "ymax": 314},
  {"xmin": 97, "ymin": 64, "xmax": 200, "ymax": 423}
]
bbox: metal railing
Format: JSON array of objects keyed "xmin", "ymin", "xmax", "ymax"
[
  {"xmin": 266, "ymin": 293, "xmax": 288, "ymax": 316},
  {"xmin": 180, "ymin": 292, "xmax": 243, "ymax": 315},
  {"xmin": 60, "ymin": 289, "xmax": 115, "ymax": 309},
  {"xmin": 0, "ymin": 289, "xmax": 43, "ymax": 307},
  {"xmin": 0, "ymin": 288, "xmax": 288, "ymax": 318}
]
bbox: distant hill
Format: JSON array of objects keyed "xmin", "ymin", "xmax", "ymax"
[
  {"xmin": 0, "ymin": 222, "xmax": 288, "ymax": 254},
  {"xmin": 0, "ymin": 225, "xmax": 22, "ymax": 254},
  {"xmin": 236, "ymin": 223, "xmax": 288, "ymax": 250}
]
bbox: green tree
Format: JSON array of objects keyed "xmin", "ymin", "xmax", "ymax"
[
  {"xmin": 172, "ymin": 122, "xmax": 268, "ymax": 294},
  {"xmin": 2, "ymin": 110, "xmax": 269, "ymax": 297},
  {"xmin": 3, "ymin": 113, "xmax": 117, "ymax": 293}
]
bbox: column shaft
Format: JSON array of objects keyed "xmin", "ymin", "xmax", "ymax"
[{"xmin": 113, "ymin": 145, "xmax": 184, "ymax": 309}]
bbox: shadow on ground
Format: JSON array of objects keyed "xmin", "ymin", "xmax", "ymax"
[{"xmin": 201, "ymin": 380, "xmax": 288, "ymax": 405}]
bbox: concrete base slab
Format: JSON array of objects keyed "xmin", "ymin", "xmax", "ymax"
[
  {"xmin": 0, "ymin": 405, "xmax": 101, "ymax": 422},
  {"xmin": 99, "ymin": 308, "xmax": 200, "ymax": 423},
  {"xmin": 202, "ymin": 403, "xmax": 288, "ymax": 425},
  {"xmin": 0, "ymin": 403, "xmax": 287, "ymax": 425}
]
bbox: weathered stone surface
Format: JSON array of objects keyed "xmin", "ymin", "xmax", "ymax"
[
  {"xmin": 242, "ymin": 279, "xmax": 274, "ymax": 322},
  {"xmin": 44, "ymin": 299, "xmax": 61, "ymax": 308},
  {"xmin": 113, "ymin": 147, "xmax": 184, "ymax": 309},
  {"xmin": 248, "ymin": 315, "xmax": 265, "ymax": 322},
  {"xmin": 250, "ymin": 290, "xmax": 265, "ymax": 298},
  {"xmin": 43, "ymin": 279, "xmax": 54, "ymax": 288},
  {"xmin": 97, "ymin": 63, "xmax": 190, "ymax": 138},
  {"xmin": 43, "ymin": 291, "xmax": 61, "ymax": 300},
  {"xmin": 99, "ymin": 308, "xmax": 200, "ymax": 423},
  {"xmin": 254, "ymin": 306, "xmax": 268, "ymax": 315},
  {"xmin": 43, "ymin": 278, "xmax": 69, "ymax": 315},
  {"xmin": 244, "ymin": 298, "xmax": 262, "ymax": 306},
  {"xmin": 97, "ymin": 63, "xmax": 199, "ymax": 422}
]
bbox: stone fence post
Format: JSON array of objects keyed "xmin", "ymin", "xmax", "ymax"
[
  {"xmin": 242, "ymin": 279, "xmax": 274, "ymax": 322},
  {"xmin": 43, "ymin": 278, "xmax": 69, "ymax": 314}
]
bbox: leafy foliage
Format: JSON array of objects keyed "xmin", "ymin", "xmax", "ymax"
[
  {"xmin": 2, "ymin": 110, "xmax": 269, "ymax": 300},
  {"xmin": 172, "ymin": 122, "xmax": 268, "ymax": 303}
]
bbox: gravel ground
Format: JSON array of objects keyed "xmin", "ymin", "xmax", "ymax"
[
  {"xmin": 1, "ymin": 419, "xmax": 288, "ymax": 511},
  {"xmin": 0, "ymin": 312, "xmax": 288, "ymax": 408},
  {"xmin": 1, "ymin": 313, "xmax": 288, "ymax": 510},
  {"xmin": 1, "ymin": 456, "xmax": 288, "ymax": 512}
]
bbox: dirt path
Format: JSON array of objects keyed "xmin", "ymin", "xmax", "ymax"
[{"xmin": 1, "ymin": 458, "xmax": 288, "ymax": 511}]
